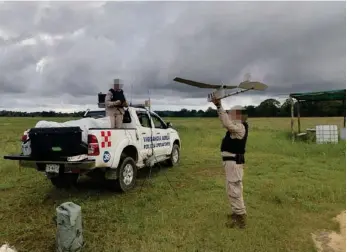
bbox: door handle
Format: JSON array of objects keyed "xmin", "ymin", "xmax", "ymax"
[
  {"xmin": 142, "ymin": 132, "xmax": 146, "ymax": 135},
  {"xmin": 156, "ymin": 132, "xmax": 160, "ymax": 135}
]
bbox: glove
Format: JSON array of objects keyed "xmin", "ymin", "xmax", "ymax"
[{"xmin": 211, "ymin": 95, "xmax": 221, "ymax": 108}]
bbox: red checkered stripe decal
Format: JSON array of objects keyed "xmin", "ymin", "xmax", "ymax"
[{"xmin": 101, "ymin": 130, "xmax": 112, "ymax": 148}]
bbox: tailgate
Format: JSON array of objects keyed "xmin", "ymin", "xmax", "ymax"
[
  {"xmin": 3, "ymin": 154, "xmax": 95, "ymax": 170},
  {"xmin": 28, "ymin": 127, "xmax": 88, "ymax": 160},
  {"xmin": 3, "ymin": 154, "xmax": 94, "ymax": 163}
]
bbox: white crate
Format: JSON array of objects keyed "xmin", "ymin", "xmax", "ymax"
[{"xmin": 315, "ymin": 125, "xmax": 338, "ymax": 144}]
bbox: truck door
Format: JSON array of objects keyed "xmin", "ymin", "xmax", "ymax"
[
  {"xmin": 136, "ymin": 111, "xmax": 153, "ymax": 158},
  {"xmin": 150, "ymin": 112, "xmax": 172, "ymax": 156}
]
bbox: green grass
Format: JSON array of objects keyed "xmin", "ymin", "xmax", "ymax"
[{"xmin": 0, "ymin": 117, "xmax": 345, "ymax": 252}]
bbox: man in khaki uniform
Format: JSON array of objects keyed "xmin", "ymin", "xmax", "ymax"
[
  {"xmin": 211, "ymin": 97, "xmax": 249, "ymax": 229},
  {"xmin": 105, "ymin": 79, "xmax": 128, "ymax": 128}
]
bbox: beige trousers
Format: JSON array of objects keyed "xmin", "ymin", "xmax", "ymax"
[
  {"xmin": 110, "ymin": 114, "xmax": 124, "ymax": 128},
  {"xmin": 223, "ymin": 160, "xmax": 246, "ymax": 215},
  {"xmin": 107, "ymin": 108, "xmax": 124, "ymax": 129}
]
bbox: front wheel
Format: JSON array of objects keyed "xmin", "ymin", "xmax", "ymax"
[
  {"xmin": 114, "ymin": 157, "xmax": 138, "ymax": 192},
  {"xmin": 167, "ymin": 144, "xmax": 180, "ymax": 167}
]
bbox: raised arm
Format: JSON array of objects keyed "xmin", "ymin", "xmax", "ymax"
[
  {"xmin": 217, "ymin": 105, "xmax": 245, "ymax": 138},
  {"xmin": 212, "ymin": 99, "xmax": 245, "ymax": 139}
]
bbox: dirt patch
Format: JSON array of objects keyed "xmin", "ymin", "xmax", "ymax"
[{"xmin": 312, "ymin": 210, "xmax": 346, "ymax": 252}]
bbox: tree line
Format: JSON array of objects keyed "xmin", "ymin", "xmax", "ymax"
[{"xmin": 0, "ymin": 98, "xmax": 345, "ymax": 118}]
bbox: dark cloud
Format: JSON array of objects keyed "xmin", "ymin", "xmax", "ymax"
[{"xmin": 0, "ymin": 1, "xmax": 345, "ymax": 111}]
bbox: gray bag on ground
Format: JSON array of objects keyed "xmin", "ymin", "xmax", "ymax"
[{"xmin": 55, "ymin": 202, "xmax": 84, "ymax": 252}]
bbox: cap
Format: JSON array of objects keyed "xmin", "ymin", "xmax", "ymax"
[
  {"xmin": 113, "ymin": 78, "xmax": 124, "ymax": 89},
  {"xmin": 113, "ymin": 79, "xmax": 122, "ymax": 85},
  {"xmin": 229, "ymin": 105, "xmax": 246, "ymax": 111}
]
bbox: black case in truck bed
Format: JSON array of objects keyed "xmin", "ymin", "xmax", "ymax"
[{"xmin": 28, "ymin": 127, "xmax": 88, "ymax": 160}]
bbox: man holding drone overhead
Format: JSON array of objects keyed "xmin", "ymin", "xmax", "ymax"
[
  {"xmin": 105, "ymin": 79, "xmax": 128, "ymax": 128},
  {"xmin": 173, "ymin": 75, "xmax": 267, "ymax": 228},
  {"xmin": 211, "ymin": 95, "xmax": 249, "ymax": 229}
]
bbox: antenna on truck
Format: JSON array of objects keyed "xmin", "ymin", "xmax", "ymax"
[
  {"xmin": 148, "ymin": 89, "xmax": 154, "ymax": 159},
  {"xmin": 130, "ymin": 83, "xmax": 133, "ymax": 105},
  {"xmin": 139, "ymin": 89, "xmax": 178, "ymax": 197}
]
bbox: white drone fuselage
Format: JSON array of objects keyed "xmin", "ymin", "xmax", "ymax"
[{"xmin": 207, "ymin": 88, "xmax": 227, "ymax": 102}]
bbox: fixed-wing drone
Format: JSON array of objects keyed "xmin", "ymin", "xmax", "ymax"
[{"xmin": 173, "ymin": 74, "xmax": 268, "ymax": 102}]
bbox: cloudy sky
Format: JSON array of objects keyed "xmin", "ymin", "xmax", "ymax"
[{"xmin": 0, "ymin": 1, "xmax": 345, "ymax": 112}]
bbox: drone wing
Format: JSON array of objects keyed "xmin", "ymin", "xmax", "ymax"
[
  {"xmin": 173, "ymin": 77, "xmax": 237, "ymax": 89},
  {"xmin": 238, "ymin": 81, "xmax": 268, "ymax": 91}
]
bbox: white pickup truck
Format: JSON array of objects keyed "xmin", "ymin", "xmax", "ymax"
[{"xmin": 3, "ymin": 105, "xmax": 181, "ymax": 192}]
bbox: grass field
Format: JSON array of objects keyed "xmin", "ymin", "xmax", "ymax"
[{"xmin": 0, "ymin": 116, "xmax": 345, "ymax": 252}]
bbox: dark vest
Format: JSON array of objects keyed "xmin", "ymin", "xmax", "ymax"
[
  {"xmin": 109, "ymin": 89, "xmax": 126, "ymax": 107},
  {"xmin": 220, "ymin": 122, "xmax": 248, "ymax": 154}
]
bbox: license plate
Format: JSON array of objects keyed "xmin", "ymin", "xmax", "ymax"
[{"xmin": 45, "ymin": 164, "xmax": 60, "ymax": 173}]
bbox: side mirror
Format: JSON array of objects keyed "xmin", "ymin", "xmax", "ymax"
[{"xmin": 167, "ymin": 122, "xmax": 173, "ymax": 128}]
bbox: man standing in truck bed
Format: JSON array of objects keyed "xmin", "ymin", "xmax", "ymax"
[{"xmin": 105, "ymin": 79, "xmax": 128, "ymax": 128}]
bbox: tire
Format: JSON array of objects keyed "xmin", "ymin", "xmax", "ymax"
[
  {"xmin": 167, "ymin": 144, "xmax": 180, "ymax": 167},
  {"xmin": 114, "ymin": 157, "xmax": 138, "ymax": 192},
  {"xmin": 50, "ymin": 173, "xmax": 79, "ymax": 189}
]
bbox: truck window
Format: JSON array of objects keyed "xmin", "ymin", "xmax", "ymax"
[
  {"xmin": 84, "ymin": 111, "xmax": 106, "ymax": 118},
  {"xmin": 136, "ymin": 112, "xmax": 152, "ymax": 128},
  {"xmin": 151, "ymin": 114, "xmax": 167, "ymax": 129}
]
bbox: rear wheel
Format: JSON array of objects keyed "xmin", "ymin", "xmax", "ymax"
[
  {"xmin": 50, "ymin": 173, "xmax": 79, "ymax": 189},
  {"xmin": 113, "ymin": 157, "xmax": 138, "ymax": 192}
]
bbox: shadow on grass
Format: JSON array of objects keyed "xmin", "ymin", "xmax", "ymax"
[
  {"xmin": 277, "ymin": 130, "xmax": 317, "ymax": 143},
  {"xmin": 41, "ymin": 163, "xmax": 172, "ymax": 204}
]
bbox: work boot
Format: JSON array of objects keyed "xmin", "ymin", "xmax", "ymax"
[
  {"xmin": 227, "ymin": 213, "xmax": 237, "ymax": 220},
  {"xmin": 225, "ymin": 214, "xmax": 246, "ymax": 229}
]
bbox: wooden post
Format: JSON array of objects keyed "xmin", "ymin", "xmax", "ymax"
[
  {"xmin": 297, "ymin": 100, "xmax": 301, "ymax": 133},
  {"xmin": 290, "ymin": 97, "xmax": 295, "ymax": 143}
]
